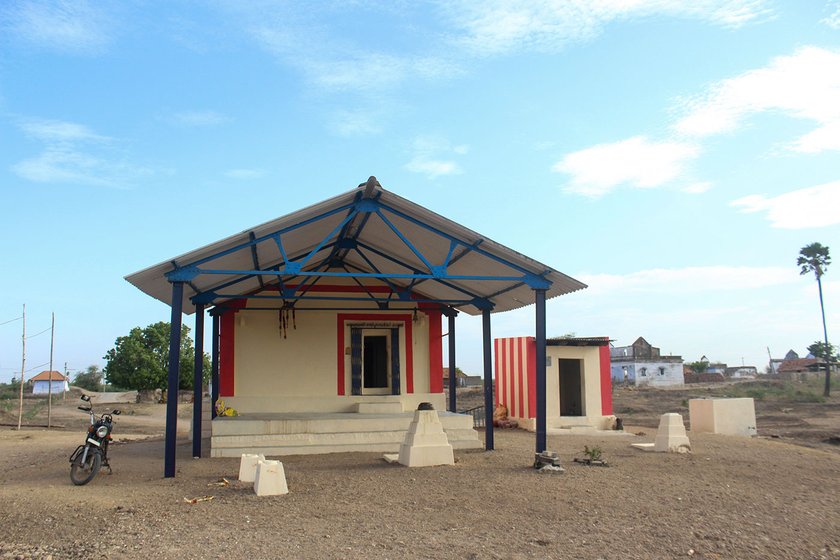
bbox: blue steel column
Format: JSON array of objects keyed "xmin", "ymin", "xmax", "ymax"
[
  {"xmin": 482, "ymin": 307, "xmax": 494, "ymax": 451},
  {"xmin": 211, "ymin": 312, "xmax": 219, "ymax": 419},
  {"xmin": 448, "ymin": 312, "xmax": 456, "ymax": 413},
  {"xmin": 192, "ymin": 303, "xmax": 205, "ymax": 458},
  {"xmin": 535, "ymin": 288, "xmax": 547, "ymax": 453},
  {"xmin": 165, "ymin": 281, "xmax": 184, "ymax": 478}
]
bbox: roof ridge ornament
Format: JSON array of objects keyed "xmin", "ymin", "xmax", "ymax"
[{"xmin": 359, "ymin": 176, "xmax": 381, "ymax": 198}]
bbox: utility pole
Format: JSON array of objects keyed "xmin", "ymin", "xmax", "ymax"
[
  {"xmin": 17, "ymin": 304, "xmax": 26, "ymax": 431},
  {"xmin": 766, "ymin": 347, "xmax": 773, "ymax": 374},
  {"xmin": 47, "ymin": 312, "xmax": 55, "ymax": 428}
]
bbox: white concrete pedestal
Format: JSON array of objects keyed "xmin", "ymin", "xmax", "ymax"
[
  {"xmin": 632, "ymin": 413, "xmax": 691, "ymax": 453},
  {"xmin": 254, "ymin": 460, "xmax": 288, "ymax": 496},
  {"xmin": 397, "ymin": 409, "xmax": 455, "ymax": 467},
  {"xmin": 238, "ymin": 453, "xmax": 265, "ymax": 482}
]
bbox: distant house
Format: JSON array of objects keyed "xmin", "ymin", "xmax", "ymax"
[
  {"xmin": 777, "ymin": 358, "xmax": 824, "ymax": 381},
  {"xmin": 442, "ymin": 367, "xmax": 467, "ymax": 388},
  {"xmin": 31, "ymin": 370, "xmax": 69, "ymax": 395},
  {"xmin": 726, "ymin": 366, "xmax": 758, "ymax": 379},
  {"xmin": 699, "ymin": 355, "xmax": 727, "ymax": 375},
  {"xmin": 611, "ymin": 337, "xmax": 684, "ymax": 387}
]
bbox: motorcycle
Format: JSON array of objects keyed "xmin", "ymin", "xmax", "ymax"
[{"xmin": 69, "ymin": 394, "xmax": 121, "ymax": 485}]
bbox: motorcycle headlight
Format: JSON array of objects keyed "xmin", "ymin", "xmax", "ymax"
[{"xmin": 96, "ymin": 425, "xmax": 110, "ymax": 438}]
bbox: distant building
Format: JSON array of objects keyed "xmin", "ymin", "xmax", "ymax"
[
  {"xmin": 610, "ymin": 337, "xmax": 684, "ymax": 387},
  {"xmin": 777, "ymin": 358, "xmax": 825, "ymax": 381},
  {"xmin": 725, "ymin": 366, "xmax": 758, "ymax": 379},
  {"xmin": 700, "ymin": 356, "xmax": 727, "ymax": 375},
  {"xmin": 30, "ymin": 370, "xmax": 69, "ymax": 395}
]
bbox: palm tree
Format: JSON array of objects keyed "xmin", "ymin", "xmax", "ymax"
[{"xmin": 797, "ymin": 242, "xmax": 832, "ymax": 397}]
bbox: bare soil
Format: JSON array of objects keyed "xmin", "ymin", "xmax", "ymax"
[{"xmin": 1, "ymin": 383, "xmax": 839, "ymax": 559}]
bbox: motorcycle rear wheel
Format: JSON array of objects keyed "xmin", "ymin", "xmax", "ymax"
[{"xmin": 70, "ymin": 449, "xmax": 101, "ymax": 485}]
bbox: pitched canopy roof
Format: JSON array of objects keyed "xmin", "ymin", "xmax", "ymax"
[{"xmin": 126, "ymin": 178, "xmax": 587, "ymax": 316}]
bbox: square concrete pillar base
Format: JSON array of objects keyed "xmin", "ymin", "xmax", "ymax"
[
  {"xmin": 238, "ymin": 453, "xmax": 265, "ymax": 482},
  {"xmin": 397, "ymin": 409, "xmax": 455, "ymax": 467},
  {"xmin": 254, "ymin": 460, "xmax": 288, "ymax": 496}
]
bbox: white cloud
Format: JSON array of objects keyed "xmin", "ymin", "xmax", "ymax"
[
  {"xmin": 823, "ymin": 4, "xmax": 840, "ymax": 28},
  {"xmin": 405, "ymin": 159, "xmax": 460, "ymax": 178},
  {"xmin": 248, "ymin": 24, "xmax": 459, "ymax": 95},
  {"xmin": 328, "ymin": 110, "xmax": 384, "ymax": 137},
  {"xmin": 20, "ymin": 119, "xmax": 108, "ymax": 143},
  {"xmin": 171, "ymin": 111, "xmax": 231, "ymax": 127},
  {"xmin": 12, "ymin": 118, "xmax": 147, "ymax": 187},
  {"xmin": 674, "ymin": 47, "xmax": 840, "ymax": 153},
  {"xmin": 682, "ymin": 181, "xmax": 712, "ymax": 194},
  {"xmin": 730, "ymin": 181, "xmax": 840, "ymax": 229},
  {"xmin": 443, "ymin": 0, "xmax": 771, "ymax": 55},
  {"xmin": 578, "ymin": 266, "xmax": 799, "ymax": 296},
  {"xmin": 553, "ymin": 136, "xmax": 700, "ymax": 196},
  {"xmin": 404, "ymin": 136, "xmax": 468, "ymax": 179},
  {"xmin": 791, "ymin": 120, "xmax": 840, "ymax": 153},
  {"xmin": 2, "ymin": 0, "xmax": 114, "ymax": 53},
  {"xmin": 225, "ymin": 169, "xmax": 265, "ymax": 180}
]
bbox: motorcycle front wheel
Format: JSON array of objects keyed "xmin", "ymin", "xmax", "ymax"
[{"xmin": 70, "ymin": 449, "xmax": 101, "ymax": 485}]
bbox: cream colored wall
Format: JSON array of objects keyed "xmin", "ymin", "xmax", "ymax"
[
  {"xmin": 235, "ymin": 309, "xmax": 336, "ymax": 397},
  {"xmin": 229, "ymin": 286, "xmax": 434, "ymax": 413},
  {"xmin": 545, "ymin": 346, "xmax": 603, "ymax": 420}
]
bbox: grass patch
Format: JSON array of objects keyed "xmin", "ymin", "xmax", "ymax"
[{"xmin": 720, "ymin": 380, "xmax": 826, "ymax": 403}]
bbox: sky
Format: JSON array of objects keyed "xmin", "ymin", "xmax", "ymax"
[{"xmin": 1, "ymin": 0, "xmax": 839, "ymax": 382}]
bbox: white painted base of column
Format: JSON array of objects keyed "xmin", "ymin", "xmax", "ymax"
[
  {"xmin": 238, "ymin": 453, "xmax": 265, "ymax": 482},
  {"xmin": 254, "ymin": 460, "xmax": 288, "ymax": 496}
]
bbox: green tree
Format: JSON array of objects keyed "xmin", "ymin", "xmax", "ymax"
[
  {"xmin": 807, "ymin": 341, "xmax": 837, "ymax": 362},
  {"xmin": 103, "ymin": 322, "xmax": 210, "ymax": 391},
  {"xmin": 686, "ymin": 361, "xmax": 708, "ymax": 374},
  {"xmin": 797, "ymin": 242, "xmax": 832, "ymax": 397},
  {"xmin": 73, "ymin": 365, "xmax": 104, "ymax": 392}
]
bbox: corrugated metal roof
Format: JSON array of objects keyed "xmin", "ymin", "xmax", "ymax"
[{"xmin": 125, "ymin": 179, "xmax": 587, "ymax": 316}]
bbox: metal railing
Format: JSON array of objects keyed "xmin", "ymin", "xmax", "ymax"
[{"xmin": 460, "ymin": 405, "xmax": 485, "ymax": 428}]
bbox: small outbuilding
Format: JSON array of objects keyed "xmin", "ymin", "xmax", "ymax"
[
  {"xmin": 495, "ymin": 336, "xmax": 615, "ymax": 431},
  {"xmin": 30, "ymin": 370, "xmax": 69, "ymax": 395}
]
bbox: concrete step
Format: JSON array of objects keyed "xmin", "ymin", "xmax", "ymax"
[
  {"xmin": 355, "ymin": 402, "xmax": 403, "ymax": 413},
  {"xmin": 209, "ymin": 413, "xmax": 482, "ymax": 457}
]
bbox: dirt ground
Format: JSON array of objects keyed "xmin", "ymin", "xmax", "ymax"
[{"xmin": 1, "ymin": 384, "xmax": 839, "ymax": 560}]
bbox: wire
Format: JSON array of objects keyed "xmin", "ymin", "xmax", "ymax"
[
  {"xmin": 0, "ymin": 316, "xmax": 23, "ymax": 326},
  {"xmin": 25, "ymin": 326, "xmax": 52, "ymax": 339},
  {"xmin": 24, "ymin": 361, "xmax": 51, "ymax": 373}
]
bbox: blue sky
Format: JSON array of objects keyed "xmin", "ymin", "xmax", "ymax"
[{"xmin": 1, "ymin": 0, "xmax": 838, "ymax": 382}]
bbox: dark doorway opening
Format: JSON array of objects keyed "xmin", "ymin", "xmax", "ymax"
[
  {"xmin": 558, "ymin": 359, "xmax": 584, "ymax": 416},
  {"xmin": 363, "ymin": 335, "xmax": 388, "ymax": 389}
]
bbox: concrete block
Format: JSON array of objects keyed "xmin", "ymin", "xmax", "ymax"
[
  {"xmin": 254, "ymin": 460, "xmax": 288, "ymax": 496},
  {"xmin": 398, "ymin": 409, "xmax": 454, "ymax": 467},
  {"xmin": 631, "ymin": 413, "xmax": 690, "ymax": 453},
  {"xmin": 238, "ymin": 453, "xmax": 265, "ymax": 482},
  {"xmin": 654, "ymin": 413, "xmax": 691, "ymax": 453},
  {"xmin": 689, "ymin": 398, "xmax": 757, "ymax": 437}
]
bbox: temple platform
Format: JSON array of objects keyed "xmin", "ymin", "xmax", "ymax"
[{"xmin": 210, "ymin": 411, "xmax": 482, "ymax": 457}]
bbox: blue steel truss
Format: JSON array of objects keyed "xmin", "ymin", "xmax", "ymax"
[{"xmin": 167, "ymin": 188, "xmax": 552, "ymax": 313}]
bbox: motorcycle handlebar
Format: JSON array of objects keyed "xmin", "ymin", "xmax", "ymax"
[{"xmin": 78, "ymin": 406, "xmax": 92, "ymax": 412}]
